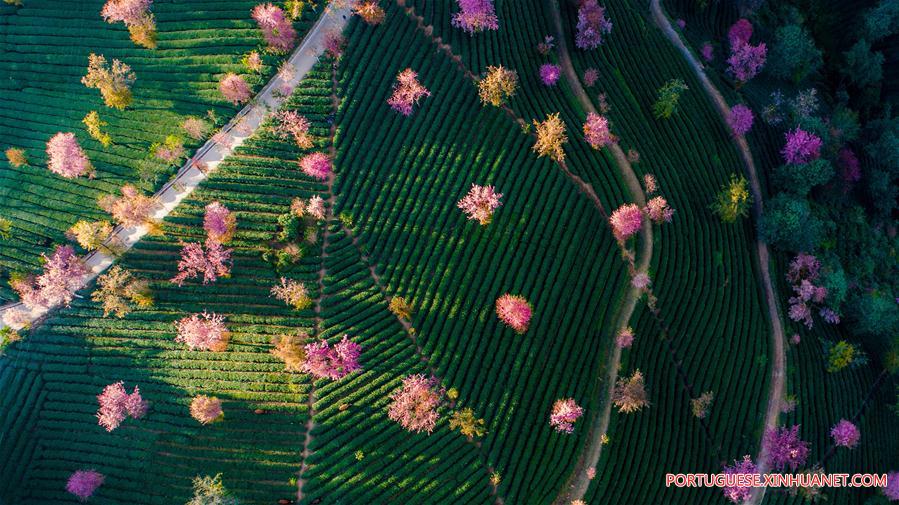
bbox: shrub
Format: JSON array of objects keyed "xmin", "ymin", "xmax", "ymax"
[{"xmin": 97, "ymin": 381, "xmax": 148, "ymax": 431}]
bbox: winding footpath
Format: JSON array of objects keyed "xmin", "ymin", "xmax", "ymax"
[
  {"xmin": 546, "ymin": 2, "xmax": 654, "ymax": 503},
  {"xmin": 649, "ymin": 2, "xmax": 786, "ymax": 503},
  {"xmin": 0, "ymin": 4, "xmax": 353, "ymax": 330}
]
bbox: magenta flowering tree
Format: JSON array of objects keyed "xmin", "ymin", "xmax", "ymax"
[
  {"xmin": 644, "ymin": 196, "xmax": 675, "ymax": 223},
  {"xmin": 251, "ymin": 3, "xmax": 296, "ymax": 53},
  {"xmin": 782, "ymin": 128, "xmax": 822, "ymax": 165},
  {"xmin": 171, "ymin": 240, "xmax": 232, "ymax": 286},
  {"xmin": 583, "ymin": 112, "xmax": 615, "ymax": 149},
  {"xmin": 302, "ymin": 336, "xmax": 362, "ymax": 380},
  {"xmin": 883, "ymin": 472, "xmax": 899, "ymax": 501},
  {"xmin": 495, "ymin": 294, "xmax": 533, "ymax": 333},
  {"xmin": 721, "ymin": 456, "xmax": 758, "ymax": 503},
  {"xmin": 609, "ymin": 203, "xmax": 643, "ymax": 242},
  {"xmin": 46, "ymin": 133, "xmax": 93, "ymax": 179},
  {"xmin": 701, "ymin": 43, "xmax": 714, "ymax": 62},
  {"xmin": 299, "ymin": 152, "xmax": 332, "ymax": 180},
  {"xmin": 616, "ymin": 327, "xmax": 634, "ymax": 348},
  {"xmin": 539, "ymin": 63, "xmax": 561, "ymax": 86},
  {"xmin": 785, "ymin": 252, "xmax": 833, "ymax": 328},
  {"xmin": 67, "ymin": 470, "xmax": 105, "ymax": 501},
  {"xmin": 575, "ymin": 0, "xmax": 612, "ymax": 50},
  {"xmin": 451, "ymin": 0, "xmax": 498, "ymax": 34},
  {"xmin": 204, "ymin": 202, "xmax": 236, "ymax": 244},
  {"xmin": 388, "ymin": 374, "xmax": 444, "ymax": 433},
  {"xmin": 763, "ymin": 425, "xmax": 810, "ymax": 471},
  {"xmin": 830, "ymin": 419, "xmax": 860, "ymax": 448},
  {"xmin": 727, "ymin": 43, "xmax": 767, "ymax": 84},
  {"xmin": 101, "ymin": 0, "xmax": 156, "ymax": 49},
  {"xmin": 12, "ymin": 245, "xmax": 87, "ymax": 310},
  {"xmin": 457, "ymin": 184, "xmax": 503, "ymax": 225},
  {"xmin": 190, "ymin": 395, "xmax": 224, "ymax": 425},
  {"xmin": 631, "ymin": 272, "xmax": 651, "ymax": 290},
  {"xmin": 728, "ymin": 19, "xmax": 753, "ymax": 48},
  {"xmin": 388, "ymin": 69, "xmax": 430, "ymax": 116},
  {"xmin": 583, "ymin": 68, "xmax": 598, "ymax": 87},
  {"xmin": 549, "ymin": 398, "xmax": 583, "ymax": 433},
  {"xmin": 175, "ymin": 312, "xmax": 229, "ymax": 351},
  {"xmin": 727, "ymin": 104, "xmax": 754, "ymax": 136},
  {"xmin": 96, "ymin": 381, "xmax": 148, "ymax": 432},
  {"xmin": 219, "ymin": 73, "xmax": 252, "ymax": 105}
]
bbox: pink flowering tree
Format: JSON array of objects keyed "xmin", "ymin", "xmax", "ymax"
[
  {"xmin": 388, "ymin": 374, "xmax": 444, "ymax": 433},
  {"xmin": 251, "ymin": 3, "xmax": 296, "ymax": 53},
  {"xmin": 457, "ymin": 184, "xmax": 503, "ymax": 225},
  {"xmin": 616, "ymin": 326, "xmax": 634, "ymax": 348},
  {"xmin": 830, "ymin": 419, "xmax": 860, "ymax": 448},
  {"xmin": 101, "ymin": 0, "xmax": 156, "ymax": 49},
  {"xmin": 583, "ymin": 112, "xmax": 615, "ymax": 149},
  {"xmin": 785, "ymin": 253, "xmax": 834, "ymax": 328},
  {"xmin": 97, "ymin": 381, "xmax": 148, "ymax": 432},
  {"xmin": 643, "ymin": 174, "xmax": 658, "ymax": 194},
  {"xmin": 273, "ymin": 110, "xmax": 313, "ymax": 149},
  {"xmin": 726, "ymin": 22, "xmax": 766, "ymax": 86},
  {"xmin": 46, "ymin": 133, "xmax": 93, "ymax": 179},
  {"xmin": 99, "ymin": 184, "xmax": 156, "ymax": 228},
  {"xmin": 204, "ymin": 202, "xmax": 236, "ymax": 244},
  {"xmin": 388, "ymin": 69, "xmax": 430, "ymax": 116},
  {"xmin": 721, "ymin": 456, "xmax": 758, "ymax": 503},
  {"xmin": 701, "ymin": 43, "xmax": 714, "ymax": 62},
  {"xmin": 12, "ymin": 245, "xmax": 87, "ymax": 310},
  {"xmin": 271, "ymin": 278, "xmax": 312, "ymax": 310},
  {"xmin": 575, "ymin": 0, "xmax": 613, "ymax": 50},
  {"xmin": 302, "ymin": 336, "xmax": 362, "ymax": 380},
  {"xmin": 190, "ymin": 395, "xmax": 224, "ymax": 425},
  {"xmin": 763, "ymin": 425, "xmax": 810, "ymax": 471},
  {"xmin": 495, "ymin": 294, "xmax": 533, "ymax": 333},
  {"xmin": 549, "ymin": 398, "xmax": 583, "ymax": 433},
  {"xmin": 728, "ymin": 19, "xmax": 753, "ymax": 48},
  {"xmin": 782, "ymin": 128, "xmax": 822, "ymax": 165},
  {"xmin": 644, "ymin": 196, "xmax": 675, "ymax": 224},
  {"xmin": 67, "ymin": 470, "xmax": 105, "ymax": 501},
  {"xmin": 451, "ymin": 0, "xmax": 498, "ymax": 34},
  {"xmin": 727, "ymin": 104, "xmax": 754, "ymax": 136},
  {"xmin": 609, "ymin": 203, "xmax": 643, "ymax": 243},
  {"xmin": 171, "ymin": 240, "xmax": 232, "ymax": 286},
  {"xmin": 539, "ymin": 63, "xmax": 561, "ymax": 86},
  {"xmin": 883, "ymin": 472, "xmax": 899, "ymax": 501},
  {"xmin": 583, "ymin": 68, "xmax": 599, "ymax": 87},
  {"xmin": 175, "ymin": 312, "xmax": 229, "ymax": 351},
  {"xmin": 299, "ymin": 152, "xmax": 332, "ymax": 180},
  {"xmin": 631, "ymin": 272, "xmax": 651, "ymax": 290},
  {"xmin": 219, "ymin": 73, "xmax": 252, "ymax": 105}
]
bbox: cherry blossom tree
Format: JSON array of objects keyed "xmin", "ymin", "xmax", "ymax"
[
  {"xmin": 583, "ymin": 112, "xmax": 615, "ymax": 149},
  {"xmin": 785, "ymin": 253, "xmax": 831, "ymax": 329},
  {"xmin": 2, "ymin": 308, "xmax": 30, "ymax": 331},
  {"xmin": 96, "ymin": 381, "xmax": 148, "ymax": 431},
  {"xmin": 175, "ymin": 312, "xmax": 229, "ymax": 352},
  {"xmin": 830, "ymin": 419, "xmax": 860, "ymax": 448},
  {"xmin": 92, "ymin": 266, "xmax": 153, "ymax": 317},
  {"xmin": 631, "ymin": 272, "xmax": 651, "ymax": 290},
  {"xmin": 67, "ymin": 470, "xmax": 105, "ymax": 501},
  {"xmin": 305, "ymin": 195, "xmax": 326, "ymax": 220},
  {"xmin": 388, "ymin": 374, "xmax": 444, "ymax": 433},
  {"xmin": 722, "ymin": 456, "xmax": 758, "ymax": 503},
  {"xmin": 616, "ymin": 326, "xmax": 634, "ymax": 348},
  {"xmin": 101, "ymin": 0, "xmax": 156, "ymax": 49},
  {"xmin": 883, "ymin": 472, "xmax": 899, "ymax": 501},
  {"xmin": 219, "ymin": 73, "xmax": 252, "ymax": 105},
  {"xmin": 451, "ymin": 0, "xmax": 498, "ymax": 34},
  {"xmin": 182, "ymin": 117, "xmax": 211, "ymax": 140},
  {"xmin": 457, "ymin": 184, "xmax": 503, "ymax": 225},
  {"xmin": 171, "ymin": 240, "xmax": 232, "ymax": 286},
  {"xmin": 728, "ymin": 19, "xmax": 753, "ymax": 48},
  {"xmin": 5, "ymin": 147, "xmax": 26, "ymax": 168},
  {"xmin": 727, "ymin": 42, "xmax": 767, "ymax": 85},
  {"xmin": 99, "ymin": 184, "xmax": 156, "ymax": 228},
  {"xmin": 204, "ymin": 202, "xmax": 236, "ymax": 244},
  {"xmin": 583, "ymin": 68, "xmax": 598, "ymax": 87},
  {"xmin": 533, "ymin": 113, "xmax": 568, "ymax": 161},
  {"xmin": 299, "ymin": 152, "xmax": 332, "ymax": 180},
  {"xmin": 46, "ymin": 133, "xmax": 93, "ymax": 179},
  {"xmin": 782, "ymin": 128, "xmax": 822, "ymax": 165},
  {"xmin": 81, "ymin": 54, "xmax": 136, "ymax": 109},
  {"xmin": 190, "ymin": 395, "xmax": 223, "ymax": 425},
  {"xmin": 478, "ymin": 65, "xmax": 518, "ymax": 107},
  {"xmin": 643, "ymin": 174, "xmax": 658, "ymax": 194},
  {"xmin": 271, "ymin": 332, "xmax": 307, "ymax": 372},
  {"xmin": 763, "ymin": 425, "xmax": 810, "ymax": 470},
  {"xmin": 609, "ymin": 203, "xmax": 643, "ymax": 242},
  {"xmin": 539, "ymin": 63, "xmax": 561, "ymax": 86},
  {"xmin": 612, "ymin": 370, "xmax": 649, "ymax": 413},
  {"xmin": 549, "ymin": 398, "xmax": 583, "ymax": 433},
  {"xmin": 354, "ymin": 1, "xmax": 385, "ymax": 25},
  {"xmin": 388, "ymin": 68, "xmax": 430, "ymax": 116},
  {"xmin": 575, "ymin": 0, "xmax": 613, "ymax": 50},
  {"xmin": 644, "ymin": 196, "xmax": 675, "ymax": 223},
  {"xmin": 495, "ymin": 294, "xmax": 533, "ymax": 333},
  {"xmin": 271, "ymin": 278, "xmax": 311, "ymax": 310},
  {"xmin": 727, "ymin": 104, "xmax": 754, "ymax": 136},
  {"xmin": 273, "ymin": 110, "xmax": 313, "ymax": 149},
  {"xmin": 251, "ymin": 3, "xmax": 296, "ymax": 53},
  {"xmin": 302, "ymin": 336, "xmax": 361, "ymax": 380},
  {"xmin": 323, "ymin": 30, "xmax": 345, "ymax": 60},
  {"xmin": 12, "ymin": 245, "xmax": 87, "ymax": 310}
]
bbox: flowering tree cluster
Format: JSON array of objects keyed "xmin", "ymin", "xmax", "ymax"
[
  {"xmin": 721, "ymin": 456, "xmax": 758, "ymax": 503},
  {"xmin": 190, "ymin": 395, "xmax": 224, "ymax": 425},
  {"xmin": 583, "ymin": 112, "xmax": 615, "ymax": 149},
  {"xmin": 171, "ymin": 240, "xmax": 232, "ymax": 285},
  {"xmin": 101, "ymin": 0, "xmax": 156, "ymax": 48},
  {"xmin": 727, "ymin": 104, "xmax": 754, "ymax": 136},
  {"xmin": 82, "ymin": 54, "xmax": 136, "ymax": 109},
  {"xmin": 575, "ymin": 0, "xmax": 613, "ymax": 50},
  {"xmin": 67, "ymin": 470, "xmax": 105, "ymax": 501},
  {"xmin": 764, "ymin": 425, "xmax": 810, "ymax": 470},
  {"xmin": 644, "ymin": 196, "xmax": 675, "ymax": 223},
  {"xmin": 539, "ymin": 63, "xmax": 561, "ymax": 86},
  {"xmin": 449, "ymin": 408, "xmax": 487, "ymax": 438},
  {"xmin": 291, "ymin": 195, "xmax": 326, "ymax": 220},
  {"xmin": 96, "ymin": 381, "xmax": 148, "ymax": 431},
  {"xmin": 251, "ymin": 3, "xmax": 296, "ymax": 53},
  {"xmin": 204, "ymin": 202, "xmax": 236, "ymax": 244},
  {"xmin": 495, "ymin": 294, "xmax": 533, "ymax": 333},
  {"xmin": 451, "ymin": 0, "xmax": 498, "ymax": 34},
  {"xmin": 782, "ymin": 128, "xmax": 822, "ymax": 165},
  {"xmin": 5, "ymin": 147, "xmax": 27, "ymax": 167},
  {"xmin": 533, "ymin": 113, "xmax": 568, "ymax": 161},
  {"xmin": 271, "ymin": 331, "xmax": 307, "ymax": 372},
  {"xmin": 299, "ymin": 152, "xmax": 332, "ymax": 180},
  {"xmin": 612, "ymin": 369, "xmax": 648, "ymax": 413},
  {"xmin": 99, "ymin": 184, "xmax": 156, "ymax": 228},
  {"xmin": 354, "ymin": 1, "xmax": 385, "ymax": 25},
  {"xmin": 786, "ymin": 253, "xmax": 835, "ymax": 329},
  {"xmin": 609, "ymin": 203, "xmax": 643, "ymax": 242},
  {"xmin": 549, "ymin": 398, "xmax": 583, "ymax": 433},
  {"xmin": 302, "ymin": 336, "xmax": 361, "ymax": 380},
  {"xmin": 726, "ymin": 19, "xmax": 766, "ymax": 85},
  {"xmin": 616, "ymin": 326, "xmax": 634, "ymax": 348},
  {"xmin": 691, "ymin": 391, "xmax": 714, "ymax": 419},
  {"xmin": 830, "ymin": 419, "xmax": 860, "ymax": 448},
  {"xmin": 457, "ymin": 184, "xmax": 503, "ymax": 225},
  {"xmin": 219, "ymin": 73, "xmax": 252, "ymax": 105},
  {"xmin": 46, "ymin": 133, "xmax": 93, "ymax": 179},
  {"xmin": 271, "ymin": 278, "xmax": 311, "ymax": 310},
  {"xmin": 388, "ymin": 374, "xmax": 444, "ymax": 433},
  {"xmin": 388, "ymin": 68, "xmax": 430, "ymax": 116},
  {"xmin": 273, "ymin": 110, "xmax": 313, "ymax": 149},
  {"xmin": 92, "ymin": 266, "xmax": 153, "ymax": 318},
  {"xmin": 83, "ymin": 111, "xmax": 112, "ymax": 147},
  {"xmin": 12, "ymin": 245, "xmax": 87, "ymax": 310},
  {"xmin": 176, "ymin": 312, "xmax": 229, "ymax": 351},
  {"xmin": 478, "ymin": 65, "xmax": 518, "ymax": 107}
]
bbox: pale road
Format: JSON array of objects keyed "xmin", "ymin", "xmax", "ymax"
[
  {"xmin": 546, "ymin": 2, "xmax": 654, "ymax": 504},
  {"xmin": 649, "ymin": 2, "xmax": 786, "ymax": 503},
  {"xmin": 0, "ymin": 4, "xmax": 353, "ymax": 329}
]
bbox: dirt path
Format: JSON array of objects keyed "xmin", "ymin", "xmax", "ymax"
[{"xmin": 649, "ymin": 1, "xmax": 786, "ymax": 501}]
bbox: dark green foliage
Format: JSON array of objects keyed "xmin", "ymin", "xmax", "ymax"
[
  {"xmin": 758, "ymin": 193, "xmax": 823, "ymax": 251},
  {"xmin": 773, "ymin": 158, "xmax": 834, "ymax": 196},
  {"xmin": 849, "ymin": 290, "xmax": 899, "ymax": 339},
  {"xmin": 768, "ymin": 24, "xmax": 823, "ymax": 83},
  {"xmin": 843, "ymin": 40, "xmax": 884, "ymax": 89},
  {"xmin": 864, "ymin": 0, "xmax": 899, "ymax": 40}
]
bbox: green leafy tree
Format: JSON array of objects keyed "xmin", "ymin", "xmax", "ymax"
[
  {"xmin": 758, "ymin": 193, "xmax": 822, "ymax": 251},
  {"xmin": 768, "ymin": 24, "xmax": 822, "ymax": 83},
  {"xmin": 652, "ymin": 79, "xmax": 689, "ymax": 119},
  {"xmin": 773, "ymin": 159, "xmax": 834, "ymax": 196},
  {"xmin": 843, "ymin": 40, "xmax": 884, "ymax": 88}
]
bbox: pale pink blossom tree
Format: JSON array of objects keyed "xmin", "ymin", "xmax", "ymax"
[
  {"xmin": 203, "ymin": 202, "xmax": 236, "ymax": 244},
  {"xmin": 644, "ymin": 196, "xmax": 675, "ymax": 223},
  {"xmin": 2, "ymin": 308, "xmax": 31, "ymax": 331},
  {"xmin": 583, "ymin": 112, "xmax": 615, "ymax": 149},
  {"xmin": 575, "ymin": 0, "xmax": 613, "ymax": 50},
  {"xmin": 763, "ymin": 425, "xmax": 810, "ymax": 471},
  {"xmin": 171, "ymin": 240, "xmax": 232, "ymax": 286},
  {"xmin": 67, "ymin": 470, "xmax": 105, "ymax": 501},
  {"xmin": 583, "ymin": 68, "xmax": 599, "ymax": 87},
  {"xmin": 299, "ymin": 152, "xmax": 332, "ymax": 180},
  {"xmin": 782, "ymin": 128, "xmax": 822, "ymax": 165},
  {"xmin": 609, "ymin": 203, "xmax": 643, "ymax": 242},
  {"xmin": 631, "ymin": 272, "xmax": 651, "ymax": 290},
  {"xmin": 388, "ymin": 69, "xmax": 430, "ymax": 116},
  {"xmin": 219, "ymin": 73, "xmax": 252, "ymax": 105},
  {"xmin": 175, "ymin": 312, "xmax": 229, "ymax": 351},
  {"xmin": 273, "ymin": 110, "xmax": 313, "ymax": 149},
  {"xmin": 190, "ymin": 395, "xmax": 223, "ymax": 425},
  {"xmin": 722, "ymin": 456, "xmax": 758, "ymax": 503},
  {"xmin": 616, "ymin": 326, "xmax": 634, "ymax": 348},
  {"xmin": 12, "ymin": 245, "xmax": 87, "ymax": 309},
  {"xmin": 495, "ymin": 294, "xmax": 533, "ymax": 333},
  {"xmin": 271, "ymin": 278, "xmax": 312, "ymax": 310},
  {"xmin": 457, "ymin": 184, "xmax": 503, "ymax": 225},
  {"xmin": 727, "ymin": 104, "xmax": 754, "ymax": 136},
  {"xmin": 451, "ymin": 0, "xmax": 498, "ymax": 34},
  {"xmin": 305, "ymin": 195, "xmax": 326, "ymax": 220},
  {"xmin": 46, "ymin": 133, "xmax": 93, "ymax": 179},
  {"xmin": 97, "ymin": 381, "xmax": 147, "ymax": 431},
  {"xmin": 302, "ymin": 336, "xmax": 362, "ymax": 380},
  {"xmin": 388, "ymin": 374, "xmax": 444, "ymax": 433},
  {"xmin": 549, "ymin": 398, "xmax": 583, "ymax": 433},
  {"xmin": 251, "ymin": 3, "xmax": 296, "ymax": 53},
  {"xmin": 643, "ymin": 174, "xmax": 658, "ymax": 194},
  {"xmin": 99, "ymin": 184, "xmax": 156, "ymax": 228},
  {"xmin": 101, "ymin": 0, "xmax": 156, "ymax": 49},
  {"xmin": 830, "ymin": 419, "xmax": 860, "ymax": 448}
]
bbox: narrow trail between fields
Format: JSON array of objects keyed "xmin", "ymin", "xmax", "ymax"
[
  {"xmin": 649, "ymin": 2, "xmax": 787, "ymax": 502},
  {"xmin": 0, "ymin": 4, "xmax": 354, "ymax": 330}
]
